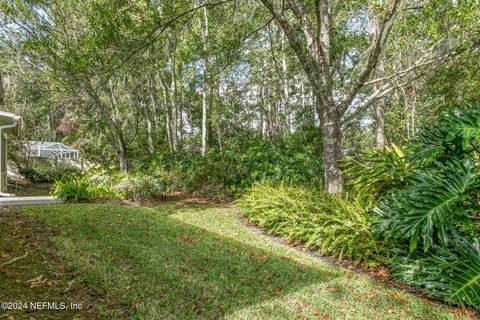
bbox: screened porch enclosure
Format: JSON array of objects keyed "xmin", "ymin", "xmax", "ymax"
[{"xmin": 26, "ymin": 141, "xmax": 79, "ymax": 160}]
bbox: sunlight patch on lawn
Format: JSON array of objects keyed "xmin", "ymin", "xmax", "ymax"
[{"xmin": 17, "ymin": 203, "xmax": 470, "ymax": 319}]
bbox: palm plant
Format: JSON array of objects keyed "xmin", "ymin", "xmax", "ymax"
[{"xmin": 342, "ymin": 144, "xmax": 412, "ymax": 198}]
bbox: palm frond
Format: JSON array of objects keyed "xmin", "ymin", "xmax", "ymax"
[{"xmin": 342, "ymin": 144, "xmax": 412, "ymax": 198}]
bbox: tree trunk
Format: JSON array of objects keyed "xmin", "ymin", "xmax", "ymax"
[
  {"xmin": 375, "ymin": 100, "xmax": 386, "ymax": 149},
  {"xmin": 280, "ymin": 29, "xmax": 291, "ymax": 134},
  {"xmin": 370, "ymin": 6, "xmax": 387, "ymax": 149},
  {"xmin": 410, "ymin": 85, "xmax": 417, "ymax": 135},
  {"xmin": 117, "ymin": 135, "xmax": 128, "ymax": 172},
  {"xmin": 201, "ymin": 1, "xmax": 209, "ymax": 157},
  {"xmin": 169, "ymin": 42, "xmax": 178, "ymax": 152},
  {"xmin": 178, "ymin": 88, "xmax": 184, "ymax": 149},
  {"xmin": 201, "ymin": 76, "xmax": 208, "ymax": 156},
  {"xmin": 0, "ymin": 73, "xmax": 4, "ymax": 107},
  {"xmin": 142, "ymin": 99, "xmax": 155, "ymax": 155},
  {"xmin": 316, "ymin": 94, "xmax": 344, "ymax": 194}
]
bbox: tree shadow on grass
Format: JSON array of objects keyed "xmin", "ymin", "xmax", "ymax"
[{"xmin": 25, "ymin": 204, "xmax": 339, "ymax": 319}]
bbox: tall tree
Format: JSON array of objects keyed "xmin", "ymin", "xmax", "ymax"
[
  {"xmin": 201, "ymin": 1, "xmax": 209, "ymax": 157},
  {"xmin": 258, "ymin": 0, "xmax": 402, "ymax": 193},
  {"xmin": 258, "ymin": 0, "xmax": 477, "ymax": 192}
]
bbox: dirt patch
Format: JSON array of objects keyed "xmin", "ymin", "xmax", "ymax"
[
  {"xmin": 6, "ymin": 181, "xmax": 53, "ymax": 197},
  {"xmin": 0, "ymin": 208, "xmax": 99, "ymax": 319}
]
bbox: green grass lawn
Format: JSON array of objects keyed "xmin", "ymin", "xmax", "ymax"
[{"xmin": 18, "ymin": 203, "xmax": 474, "ymax": 319}]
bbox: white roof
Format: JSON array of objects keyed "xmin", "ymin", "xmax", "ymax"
[{"xmin": 26, "ymin": 141, "xmax": 79, "ymax": 159}]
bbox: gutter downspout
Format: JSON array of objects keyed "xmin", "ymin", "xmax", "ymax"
[{"xmin": 0, "ymin": 119, "xmax": 19, "ymax": 197}]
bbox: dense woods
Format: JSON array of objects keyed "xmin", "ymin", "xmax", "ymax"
[
  {"xmin": 1, "ymin": 0, "xmax": 480, "ymax": 317},
  {"xmin": 1, "ymin": 0, "xmax": 479, "ymax": 191}
]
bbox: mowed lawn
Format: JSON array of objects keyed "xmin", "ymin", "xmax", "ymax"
[{"xmin": 18, "ymin": 203, "xmax": 472, "ymax": 319}]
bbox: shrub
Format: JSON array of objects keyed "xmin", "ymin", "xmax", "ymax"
[
  {"xmin": 51, "ymin": 176, "xmax": 96, "ymax": 202},
  {"xmin": 237, "ymin": 182, "xmax": 386, "ymax": 267},
  {"xmin": 390, "ymin": 240, "xmax": 480, "ymax": 308},
  {"xmin": 342, "ymin": 144, "xmax": 413, "ymax": 198},
  {"xmin": 51, "ymin": 166, "xmax": 123, "ymax": 202},
  {"xmin": 371, "ymin": 106, "xmax": 480, "ymax": 309},
  {"xmin": 19, "ymin": 166, "xmax": 80, "ymax": 183},
  {"xmin": 114, "ymin": 175, "xmax": 161, "ymax": 201},
  {"xmin": 374, "ymin": 159, "xmax": 480, "ymax": 252},
  {"xmin": 138, "ymin": 139, "xmax": 323, "ymax": 195},
  {"xmin": 51, "ymin": 176, "xmax": 119, "ymax": 202},
  {"xmin": 51, "ymin": 166, "xmax": 163, "ymax": 202}
]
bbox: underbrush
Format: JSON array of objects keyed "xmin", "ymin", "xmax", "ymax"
[
  {"xmin": 19, "ymin": 166, "xmax": 80, "ymax": 183},
  {"xmin": 342, "ymin": 106, "xmax": 480, "ymax": 310},
  {"xmin": 51, "ymin": 167, "xmax": 161, "ymax": 202},
  {"xmin": 138, "ymin": 137, "xmax": 323, "ymax": 196},
  {"xmin": 237, "ymin": 182, "xmax": 387, "ymax": 267}
]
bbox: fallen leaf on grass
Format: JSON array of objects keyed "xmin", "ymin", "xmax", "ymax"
[
  {"xmin": 183, "ymin": 235, "xmax": 193, "ymax": 242},
  {"xmin": 25, "ymin": 275, "xmax": 48, "ymax": 288},
  {"xmin": 368, "ymin": 291, "xmax": 379, "ymax": 299},
  {"xmin": 312, "ymin": 309, "xmax": 331, "ymax": 319},
  {"xmin": 326, "ymin": 287, "xmax": 337, "ymax": 292},
  {"xmin": 250, "ymin": 252, "xmax": 269, "ymax": 262},
  {"xmin": 387, "ymin": 291, "xmax": 407, "ymax": 304}
]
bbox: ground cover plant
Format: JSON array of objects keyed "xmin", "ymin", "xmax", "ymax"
[
  {"xmin": 13, "ymin": 203, "xmax": 475, "ymax": 319},
  {"xmin": 237, "ymin": 182, "xmax": 385, "ymax": 267}
]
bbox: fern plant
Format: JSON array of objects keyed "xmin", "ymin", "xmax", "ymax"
[{"xmin": 238, "ymin": 182, "xmax": 386, "ymax": 267}]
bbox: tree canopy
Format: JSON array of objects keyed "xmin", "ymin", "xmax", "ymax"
[{"xmin": 1, "ymin": 0, "xmax": 479, "ymax": 192}]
